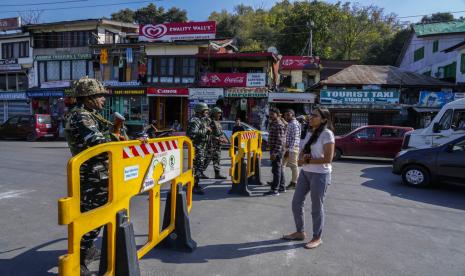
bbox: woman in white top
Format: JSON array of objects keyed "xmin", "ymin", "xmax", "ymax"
[{"xmin": 282, "ymin": 107, "xmax": 335, "ymax": 249}]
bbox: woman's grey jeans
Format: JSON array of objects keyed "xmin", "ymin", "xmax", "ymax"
[{"xmin": 292, "ymin": 170, "xmax": 331, "ymax": 238}]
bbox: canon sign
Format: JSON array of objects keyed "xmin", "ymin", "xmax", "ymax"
[{"xmin": 147, "ymin": 87, "xmax": 189, "ymax": 96}]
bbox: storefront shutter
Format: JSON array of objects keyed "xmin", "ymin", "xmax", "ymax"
[
  {"xmin": 0, "ymin": 101, "xmax": 5, "ymax": 122},
  {"xmin": 7, "ymin": 101, "xmax": 30, "ymax": 117}
]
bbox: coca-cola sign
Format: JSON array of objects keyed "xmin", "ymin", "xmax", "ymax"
[
  {"xmin": 280, "ymin": 56, "xmax": 320, "ymax": 70},
  {"xmin": 147, "ymin": 87, "xmax": 189, "ymax": 96},
  {"xmin": 139, "ymin": 21, "xmax": 216, "ymax": 42},
  {"xmin": 200, "ymin": 73, "xmax": 266, "ymax": 87}
]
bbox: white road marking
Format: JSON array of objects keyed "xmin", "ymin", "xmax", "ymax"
[{"xmin": 0, "ymin": 190, "xmax": 34, "ymax": 200}]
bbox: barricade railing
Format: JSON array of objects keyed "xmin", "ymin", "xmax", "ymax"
[
  {"xmin": 58, "ymin": 136, "xmax": 196, "ymax": 276},
  {"xmin": 229, "ymin": 130, "xmax": 263, "ymax": 196}
]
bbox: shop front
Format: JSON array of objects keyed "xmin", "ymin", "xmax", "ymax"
[
  {"xmin": 27, "ymin": 90, "xmax": 66, "ymax": 116},
  {"xmin": 223, "ymin": 87, "xmax": 269, "ymax": 131},
  {"xmin": 409, "ymin": 91, "xmax": 455, "ymax": 128},
  {"xmin": 188, "ymin": 88, "xmax": 224, "ymax": 118},
  {"xmin": 103, "ymin": 87, "xmax": 148, "ymax": 135},
  {"xmin": 268, "ymin": 92, "xmax": 315, "ymax": 116},
  {"xmin": 147, "ymin": 87, "xmax": 189, "ymax": 131},
  {"xmin": 320, "ymin": 89, "xmax": 401, "ymax": 135},
  {"xmin": 0, "ymin": 92, "xmax": 29, "ymax": 122}
]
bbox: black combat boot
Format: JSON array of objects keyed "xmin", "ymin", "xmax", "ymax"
[
  {"xmin": 199, "ymin": 172, "xmax": 210, "ymax": 179},
  {"xmin": 193, "ymin": 177, "xmax": 205, "ymax": 195},
  {"xmin": 214, "ymin": 170, "xmax": 227, "ymax": 179}
]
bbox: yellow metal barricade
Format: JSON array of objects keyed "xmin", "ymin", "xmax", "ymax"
[
  {"xmin": 58, "ymin": 136, "xmax": 194, "ymax": 275},
  {"xmin": 229, "ymin": 130, "xmax": 262, "ymax": 195}
]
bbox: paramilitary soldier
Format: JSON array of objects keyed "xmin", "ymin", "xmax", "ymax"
[
  {"xmin": 64, "ymin": 76, "xmax": 129, "ymax": 275},
  {"xmin": 203, "ymin": 107, "xmax": 228, "ymax": 179},
  {"xmin": 186, "ymin": 102, "xmax": 211, "ymax": 195}
]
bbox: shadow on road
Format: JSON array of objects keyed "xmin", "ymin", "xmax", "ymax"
[
  {"xmin": 360, "ymin": 166, "xmax": 465, "ymax": 211},
  {"xmin": 0, "ymin": 239, "xmax": 66, "ymax": 275},
  {"xmin": 144, "ymin": 238, "xmax": 302, "ymax": 264}
]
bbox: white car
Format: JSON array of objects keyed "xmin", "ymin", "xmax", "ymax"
[{"xmin": 220, "ymin": 121, "xmax": 269, "ymax": 149}]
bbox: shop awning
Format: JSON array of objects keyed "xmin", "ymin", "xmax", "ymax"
[
  {"xmin": 268, "ymin": 92, "xmax": 315, "ymax": 103},
  {"xmin": 412, "ymin": 107, "xmax": 440, "ymax": 113}
]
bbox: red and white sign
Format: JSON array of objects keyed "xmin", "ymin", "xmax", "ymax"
[
  {"xmin": 139, "ymin": 21, "xmax": 216, "ymax": 42},
  {"xmin": 280, "ymin": 56, "xmax": 320, "ymax": 70},
  {"xmin": 147, "ymin": 87, "xmax": 189, "ymax": 97},
  {"xmin": 0, "ymin": 17, "xmax": 21, "ymax": 31},
  {"xmin": 200, "ymin": 73, "xmax": 266, "ymax": 87}
]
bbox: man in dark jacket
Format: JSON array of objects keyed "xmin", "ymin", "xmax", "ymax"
[{"xmin": 264, "ymin": 108, "xmax": 286, "ymax": 196}]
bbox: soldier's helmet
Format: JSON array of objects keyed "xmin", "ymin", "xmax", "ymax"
[
  {"xmin": 73, "ymin": 76, "xmax": 108, "ymax": 97},
  {"xmin": 194, "ymin": 102, "xmax": 209, "ymax": 113},
  {"xmin": 211, "ymin": 107, "xmax": 222, "ymax": 114}
]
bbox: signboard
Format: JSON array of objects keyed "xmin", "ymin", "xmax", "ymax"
[
  {"xmin": 35, "ymin": 53, "xmax": 92, "ymax": 61},
  {"xmin": 110, "ymin": 88, "xmax": 146, "ymax": 96},
  {"xmin": 280, "ymin": 56, "xmax": 320, "ymax": 70},
  {"xmin": 100, "ymin": 49, "xmax": 108, "ymax": 64},
  {"xmin": 268, "ymin": 92, "xmax": 315, "ymax": 103},
  {"xmin": 40, "ymin": 80, "xmax": 70, "ymax": 89},
  {"xmin": 418, "ymin": 91, "xmax": 454, "ymax": 107},
  {"xmin": 27, "ymin": 91, "xmax": 64, "ymax": 98},
  {"xmin": 188, "ymin": 88, "xmax": 223, "ymax": 100},
  {"xmin": 147, "ymin": 87, "xmax": 189, "ymax": 97},
  {"xmin": 0, "ymin": 92, "xmax": 27, "ymax": 100},
  {"xmin": 139, "ymin": 21, "xmax": 216, "ymax": 42},
  {"xmin": 320, "ymin": 90, "xmax": 400, "ymax": 105},
  {"xmin": 455, "ymin": 92, "xmax": 465, "ymax": 101},
  {"xmin": 0, "ymin": 64, "xmax": 21, "ymax": 71},
  {"xmin": 0, "ymin": 59, "xmax": 18, "ymax": 65},
  {"xmin": 0, "ymin": 17, "xmax": 20, "ymax": 31},
  {"xmin": 200, "ymin": 73, "xmax": 266, "ymax": 87},
  {"xmin": 102, "ymin": 80, "xmax": 141, "ymax": 87},
  {"xmin": 225, "ymin": 87, "xmax": 269, "ymax": 98},
  {"xmin": 141, "ymin": 144, "xmax": 181, "ymax": 191}
]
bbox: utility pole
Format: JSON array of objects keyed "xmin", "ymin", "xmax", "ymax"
[{"xmin": 307, "ymin": 21, "xmax": 314, "ymax": 56}]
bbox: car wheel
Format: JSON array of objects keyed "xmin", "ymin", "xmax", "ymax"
[
  {"xmin": 26, "ymin": 132, "xmax": 37, "ymax": 142},
  {"xmin": 333, "ymin": 148, "xmax": 342, "ymax": 161},
  {"xmin": 401, "ymin": 165, "xmax": 430, "ymax": 187}
]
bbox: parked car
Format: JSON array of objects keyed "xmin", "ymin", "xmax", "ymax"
[
  {"xmin": 0, "ymin": 114, "xmax": 58, "ymax": 141},
  {"xmin": 220, "ymin": 121, "xmax": 269, "ymax": 149},
  {"xmin": 393, "ymin": 135, "xmax": 465, "ymax": 187},
  {"xmin": 402, "ymin": 98, "xmax": 465, "ymax": 149},
  {"xmin": 334, "ymin": 125, "xmax": 414, "ymax": 160}
]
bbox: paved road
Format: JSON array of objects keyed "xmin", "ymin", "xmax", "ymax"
[{"xmin": 0, "ymin": 141, "xmax": 464, "ymax": 276}]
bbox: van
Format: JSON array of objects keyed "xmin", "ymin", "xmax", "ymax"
[
  {"xmin": 0, "ymin": 114, "xmax": 58, "ymax": 141},
  {"xmin": 402, "ymin": 98, "xmax": 465, "ymax": 149}
]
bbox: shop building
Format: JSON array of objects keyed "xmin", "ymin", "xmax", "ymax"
[
  {"xmin": 197, "ymin": 51, "xmax": 278, "ymax": 130},
  {"xmin": 318, "ymin": 65, "xmax": 454, "ymax": 135},
  {"xmin": 0, "ymin": 17, "xmax": 32, "ymax": 121}
]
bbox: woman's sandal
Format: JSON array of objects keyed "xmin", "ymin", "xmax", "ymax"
[
  {"xmin": 304, "ymin": 238, "xmax": 322, "ymax": 249},
  {"xmin": 282, "ymin": 232, "xmax": 306, "ymax": 241}
]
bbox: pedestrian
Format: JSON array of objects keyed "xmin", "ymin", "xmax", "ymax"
[
  {"xmin": 232, "ymin": 117, "xmax": 246, "ymax": 134},
  {"xmin": 203, "ymin": 107, "xmax": 228, "ymax": 179},
  {"xmin": 200, "ymin": 112, "xmax": 213, "ymax": 180},
  {"xmin": 297, "ymin": 115, "xmax": 308, "ymax": 140},
  {"xmin": 283, "ymin": 109, "xmax": 301, "ymax": 190},
  {"xmin": 186, "ymin": 102, "xmax": 212, "ymax": 195},
  {"xmin": 64, "ymin": 76, "xmax": 131, "ymax": 274},
  {"xmin": 264, "ymin": 108, "xmax": 286, "ymax": 196},
  {"xmin": 282, "ymin": 106, "xmax": 335, "ymax": 249}
]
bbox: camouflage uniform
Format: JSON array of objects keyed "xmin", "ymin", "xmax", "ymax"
[
  {"xmin": 64, "ymin": 77, "xmax": 127, "ymax": 266},
  {"xmin": 203, "ymin": 107, "xmax": 226, "ymax": 179},
  {"xmin": 186, "ymin": 103, "xmax": 210, "ymax": 194}
]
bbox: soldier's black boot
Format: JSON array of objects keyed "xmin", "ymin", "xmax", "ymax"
[
  {"xmin": 193, "ymin": 177, "xmax": 205, "ymax": 195},
  {"xmin": 214, "ymin": 170, "xmax": 227, "ymax": 179},
  {"xmin": 199, "ymin": 172, "xmax": 210, "ymax": 179}
]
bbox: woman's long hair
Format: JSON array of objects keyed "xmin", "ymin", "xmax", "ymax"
[{"xmin": 303, "ymin": 107, "xmax": 334, "ymax": 154}]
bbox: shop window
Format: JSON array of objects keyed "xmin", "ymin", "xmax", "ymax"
[
  {"xmin": 452, "ymin": 110, "xmax": 465, "ymax": 130},
  {"xmin": 62, "ymin": 61, "xmax": 71, "ymax": 80},
  {"xmin": 438, "ymin": 109, "xmax": 453, "ymax": 130},
  {"xmin": 72, "ymin": 60, "xmax": 87, "ymax": 79},
  {"xmin": 160, "ymin": 57, "xmax": 174, "ymax": 83},
  {"xmin": 1, "ymin": 41, "xmax": 29, "ymax": 59},
  {"xmin": 443, "ymin": 62, "xmax": 456, "ymax": 79},
  {"xmin": 279, "ymin": 75, "xmax": 292, "ymax": 87},
  {"xmin": 461, "ymin": 54, "xmax": 465, "ymax": 74},
  {"xmin": 414, "ymin": 47, "xmax": 424, "ymax": 62},
  {"xmin": 33, "ymin": 31, "xmax": 94, "ymax": 48},
  {"xmin": 18, "ymin": 74, "xmax": 28, "ymax": 90},
  {"xmin": 46, "ymin": 61, "xmax": 60, "ymax": 81},
  {"xmin": 433, "ymin": 40, "xmax": 439, "ymax": 53},
  {"xmin": 0, "ymin": 74, "xmax": 6, "ymax": 91},
  {"xmin": 105, "ymin": 31, "xmax": 115, "ymax": 44},
  {"xmin": 39, "ymin": 60, "xmax": 92, "ymax": 84},
  {"xmin": 148, "ymin": 56, "xmax": 196, "ymax": 84}
]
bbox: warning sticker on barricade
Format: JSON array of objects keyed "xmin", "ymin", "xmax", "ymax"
[{"xmin": 241, "ymin": 132, "xmax": 257, "ymax": 140}]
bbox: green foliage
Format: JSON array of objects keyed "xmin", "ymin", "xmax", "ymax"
[
  {"xmin": 111, "ymin": 3, "xmax": 187, "ymax": 24},
  {"xmin": 421, "ymin": 12, "xmax": 454, "ymax": 23}
]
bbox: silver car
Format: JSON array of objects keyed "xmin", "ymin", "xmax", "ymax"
[{"xmin": 220, "ymin": 121, "xmax": 269, "ymax": 149}]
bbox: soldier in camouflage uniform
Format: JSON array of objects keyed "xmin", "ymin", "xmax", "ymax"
[
  {"xmin": 203, "ymin": 107, "xmax": 227, "ymax": 179},
  {"xmin": 64, "ymin": 76, "xmax": 128, "ymax": 274},
  {"xmin": 186, "ymin": 102, "xmax": 211, "ymax": 195}
]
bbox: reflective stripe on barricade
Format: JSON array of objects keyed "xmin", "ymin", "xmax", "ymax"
[
  {"xmin": 58, "ymin": 136, "xmax": 195, "ymax": 275},
  {"xmin": 229, "ymin": 130, "xmax": 263, "ymax": 196}
]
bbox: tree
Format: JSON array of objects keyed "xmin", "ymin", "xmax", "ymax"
[
  {"xmin": 364, "ymin": 28, "xmax": 411, "ymax": 65},
  {"xmin": 421, "ymin": 12, "xmax": 454, "ymax": 23},
  {"xmin": 110, "ymin": 8, "xmax": 135, "ymax": 23},
  {"xmin": 19, "ymin": 10, "xmax": 43, "ymax": 24}
]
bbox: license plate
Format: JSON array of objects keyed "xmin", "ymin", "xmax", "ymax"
[
  {"xmin": 46, "ymin": 124, "xmax": 51, "ymax": 128},
  {"xmin": 44, "ymin": 134, "xmax": 53, "ymax": 137}
]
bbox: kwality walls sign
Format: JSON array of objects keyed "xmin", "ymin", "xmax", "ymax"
[
  {"xmin": 139, "ymin": 21, "xmax": 216, "ymax": 42},
  {"xmin": 320, "ymin": 89, "xmax": 400, "ymax": 105},
  {"xmin": 200, "ymin": 73, "xmax": 266, "ymax": 87}
]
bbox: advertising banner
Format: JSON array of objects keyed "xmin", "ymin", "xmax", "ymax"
[
  {"xmin": 147, "ymin": 87, "xmax": 189, "ymax": 97},
  {"xmin": 225, "ymin": 87, "xmax": 269, "ymax": 98},
  {"xmin": 280, "ymin": 56, "xmax": 320, "ymax": 70},
  {"xmin": 100, "ymin": 49, "xmax": 108, "ymax": 64},
  {"xmin": 418, "ymin": 91, "xmax": 454, "ymax": 107},
  {"xmin": 0, "ymin": 17, "xmax": 21, "ymax": 31},
  {"xmin": 188, "ymin": 88, "xmax": 223, "ymax": 100},
  {"xmin": 35, "ymin": 53, "xmax": 92, "ymax": 61},
  {"xmin": 109, "ymin": 88, "xmax": 146, "ymax": 96},
  {"xmin": 102, "ymin": 80, "xmax": 141, "ymax": 87},
  {"xmin": 40, "ymin": 80, "xmax": 71, "ymax": 89},
  {"xmin": 268, "ymin": 92, "xmax": 315, "ymax": 103},
  {"xmin": 454, "ymin": 92, "xmax": 465, "ymax": 101},
  {"xmin": 27, "ymin": 91, "xmax": 64, "ymax": 98},
  {"xmin": 320, "ymin": 90, "xmax": 400, "ymax": 105},
  {"xmin": 0, "ymin": 92, "xmax": 27, "ymax": 100},
  {"xmin": 139, "ymin": 21, "xmax": 216, "ymax": 42},
  {"xmin": 200, "ymin": 73, "xmax": 266, "ymax": 87}
]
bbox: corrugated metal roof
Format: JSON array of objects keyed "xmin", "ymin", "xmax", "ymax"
[
  {"xmin": 322, "ymin": 65, "xmax": 453, "ymax": 87},
  {"xmin": 413, "ymin": 20, "xmax": 465, "ymax": 37}
]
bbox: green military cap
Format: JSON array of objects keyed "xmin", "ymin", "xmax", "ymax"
[
  {"xmin": 73, "ymin": 76, "xmax": 108, "ymax": 97},
  {"xmin": 211, "ymin": 107, "xmax": 222, "ymax": 114},
  {"xmin": 194, "ymin": 102, "xmax": 209, "ymax": 113}
]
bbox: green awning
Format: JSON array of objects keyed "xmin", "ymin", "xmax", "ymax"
[{"xmin": 414, "ymin": 21, "xmax": 465, "ymax": 37}]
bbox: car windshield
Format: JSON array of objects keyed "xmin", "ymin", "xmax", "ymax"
[{"xmin": 37, "ymin": 115, "xmax": 51, "ymax": 124}]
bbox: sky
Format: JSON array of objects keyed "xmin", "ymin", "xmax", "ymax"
[{"xmin": 1, "ymin": 0, "xmax": 465, "ymax": 24}]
